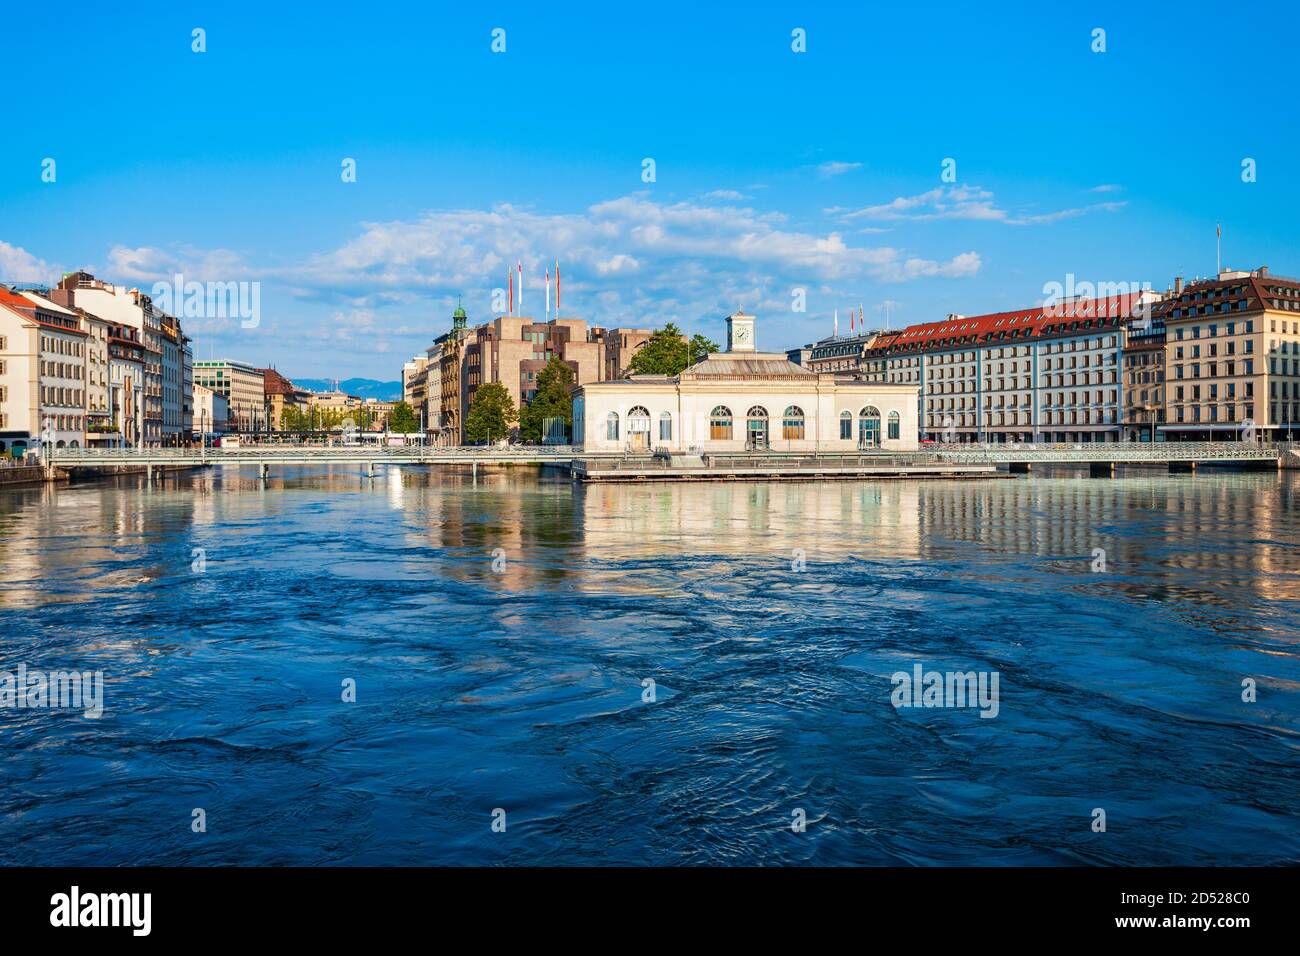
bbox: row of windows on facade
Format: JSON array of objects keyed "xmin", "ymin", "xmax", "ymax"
[
  {"xmin": 40, "ymin": 387, "xmax": 85, "ymax": 407},
  {"xmin": 604, "ymin": 406, "xmax": 902, "ymax": 442},
  {"xmin": 39, "ymin": 336, "xmax": 84, "ymax": 357},
  {"xmin": 926, "ymin": 410, "xmax": 1122, "ymax": 427}
]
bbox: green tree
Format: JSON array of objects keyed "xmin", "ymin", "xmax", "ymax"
[
  {"xmin": 626, "ymin": 323, "xmax": 688, "ymax": 375},
  {"xmin": 689, "ymin": 332, "xmax": 720, "ymax": 365},
  {"xmin": 389, "ymin": 400, "xmax": 419, "ymax": 434},
  {"xmin": 518, "ymin": 357, "xmax": 575, "ymax": 443},
  {"xmin": 464, "ymin": 382, "xmax": 517, "ymax": 443},
  {"xmin": 624, "ymin": 324, "xmax": 721, "ymax": 376}
]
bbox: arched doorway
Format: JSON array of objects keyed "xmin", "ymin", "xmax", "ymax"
[
  {"xmin": 627, "ymin": 406, "xmax": 651, "ymax": 450},
  {"xmin": 746, "ymin": 406, "xmax": 769, "ymax": 449},
  {"xmin": 858, "ymin": 406, "xmax": 881, "ymax": 448}
]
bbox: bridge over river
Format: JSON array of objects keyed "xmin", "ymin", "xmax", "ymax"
[{"xmin": 41, "ymin": 441, "xmax": 1293, "ymax": 481}]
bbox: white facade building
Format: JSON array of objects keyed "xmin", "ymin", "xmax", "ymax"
[
  {"xmin": 573, "ymin": 311, "xmax": 920, "ymax": 453},
  {"xmin": 0, "ymin": 287, "xmax": 89, "ymax": 455}
]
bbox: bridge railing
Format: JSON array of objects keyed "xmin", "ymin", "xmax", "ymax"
[
  {"xmin": 933, "ymin": 441, "xmax": 1278, "ymax": 461},
  {"xmin": 48, "ymin": 445, "xmax": 585, "ymax": 462}
]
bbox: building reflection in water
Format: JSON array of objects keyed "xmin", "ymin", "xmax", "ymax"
[{"xmin": 0, "ymin": 465, "xmax": 1295, "ymax": 633}]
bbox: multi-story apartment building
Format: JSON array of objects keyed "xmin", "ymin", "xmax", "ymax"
[
  {"xmin": 106, "ymin": 322, "xmax": 145, "ymax": 446},
  {"xmin": 79, "ymin": 309, "xmax": 115, "ymax": 445},
  {"xmin": 158, "ymin": 312, "xmax": 185, "ymax": 443},
  {"xmin": 463, "ymin": 315, "xmax": 607, "ymax": 416},
  {"xmin": 180, "ymin": 334, "xmax": 194, "ymax": 441},
  {"xmin": 262, "ymin": 367, "xmax": 305, "ymax": 430},
  {"xmin": 52, "ymin": 272, "xmax": 179, "ymax": 446},
  {"xmin": 192, "ymin": 383, "xmax": 229, "ymax": 438},
  {"xmin": 192, "ymin": 360, "xmax": 266, "ymax": 432},
  {"xmin": 1122, "ymin": 301, "xmax": 1167, "ymax": 442},
  {"xmin": 404, "ymin": 354, "xmax": 429, "ymax": 427},
  {"xmin": 435, "ymin": 302, "xmax": 471, "ymax": 443},
  {"xmin": 418, "ymin": 341, "xmax": 443, "ymax": 438},
  {"xmin": 0, "ymin": 286, "xmax": 89, "ymax": 454},
  {"xmin": 863, "ymin": 292, "xmax": 1162, "ymax": 443},
  {"xmin": 593, "ymin": 326, "xmax": 656, "ymax": 380},
  {"xmin": 1162, "ymin": 266, "xmax": 1300, "ymax": 441},
  {"xmin": 798, "ymin": 330, "xmax": 882, "ymax": 374}
]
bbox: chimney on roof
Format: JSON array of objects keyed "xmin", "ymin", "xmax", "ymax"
[
  {"xmin": 1258, "ymin": 265, "xmax": 1269, "ymax": 276},
  {"xmin": 1174, "ymin": 276, "xmax": 1183, "ymax": 294},
  {"xmin": 946, "ymin": 313, "xmax": 964, "ymax": 322}
]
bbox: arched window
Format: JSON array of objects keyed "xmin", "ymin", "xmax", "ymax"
[
  {"xmin": 782, "ymin": 405, "xmax": 805, "ymax": 440},
  {"xmin": 606, "ymin": 411, "xmax": 620, "ymax": 441},
  {"xmin": 710, "ymin": 405, "xmax": 733, "ymax": 440},
  {"xmin": 747, "ymin": 406, "xmax": 769, "ymax": 449},
  {"xmin": 839, "ymin": 410, "xmax": 852, "ymax": 440},
  {"xmin": 887, "ymin": 410, "xmax": 900, "ymax": 440},
  {"xmin": 858, "ymin": 406, "xmax": 881, "ymax": 448},
  {"xmin": 659, "ymin": 410, "xmax": 673, "ymax": 441}
]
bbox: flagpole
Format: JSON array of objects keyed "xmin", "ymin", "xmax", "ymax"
[{"xmin": 1216, "ymin": 224, "xmax": 1221, "ymax": 275}]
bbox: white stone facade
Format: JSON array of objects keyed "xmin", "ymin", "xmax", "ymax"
[{"xmin": 573, "ymin": 348, "xmax": 919, "ymax": 454}]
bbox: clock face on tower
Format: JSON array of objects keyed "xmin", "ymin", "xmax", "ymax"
[{"xmin": 735, "ymin": 326, "xmax": 750, "ymax": 342}]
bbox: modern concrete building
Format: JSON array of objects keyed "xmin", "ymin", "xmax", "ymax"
[
  {"xmin": 1161, "ymin": 266, "xmax": 1300, "ymax": 441},
  {"xmin": 573, "ymin": 310, "xmax": 920, "ymax": 453},
  {"xmin": 593, "ymin": 326, "xmax": 657, "ymax": 381},
  {"xmin": 193, "ymin": 360, "xmax": 266, "ymax": 432}
]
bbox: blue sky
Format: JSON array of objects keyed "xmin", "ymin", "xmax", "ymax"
[{"xmin": 2, "ymin": 0, "xmax": 1297, "ymax": 379}]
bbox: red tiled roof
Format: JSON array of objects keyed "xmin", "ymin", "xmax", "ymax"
[
  {"xmin": 0, "ymin": 287, "xmax": 89, "ymax": 335},
  {"xmin": 867, "ymin": 293, "xmax": 1147, "ymax": 356}
]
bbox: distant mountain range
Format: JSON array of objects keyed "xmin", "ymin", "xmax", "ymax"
[{"xmin": 293, "ymin": 377, "xmax": 403, "ymax": 401}]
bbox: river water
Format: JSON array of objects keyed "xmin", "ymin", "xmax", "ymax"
[{"xmin": 1, "ymin": 465, "xmax": 1297, "ymax": 865}]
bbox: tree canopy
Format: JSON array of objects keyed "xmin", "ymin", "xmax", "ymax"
[
  {"xmin": 464, "ymin": 381, "xmax": 518, "ymax": 443},
  {"xmin": 389, "ymin": 400, "xmax": 420, "ymax": 434},
  {"xmin": 518, "ymin": 357, "xmax": 575, "ymax": 443},
  {"xmin": 625, "ymin": 324, "xmax": 720, "ymax": 377}
]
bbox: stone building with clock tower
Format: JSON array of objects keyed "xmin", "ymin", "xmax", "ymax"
[{"xmin": 572, "ymin": 309, "xmax": 919, "ymax": 453}]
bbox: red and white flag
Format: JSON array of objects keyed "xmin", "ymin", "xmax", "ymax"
[
  {"xmin": 508, "ymin": 269, "xmax": 513, "ymax": 314},
  {"xmin": 545, "ymin": 268, "xmax": 551, "ymax": 318}
]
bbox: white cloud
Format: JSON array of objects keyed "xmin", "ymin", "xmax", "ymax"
[
  {"xmin": 76, "ymin": 193, "xmax": 982, "ymax": 373},
  {"xmin": 1090, "ymin": 183, "xmax": 1122, "ymax": 193},
  {"xmin": 837, "ymin": 185, "xmax": 1126, "ymax": 225},
  {"xmin": 0, "ymin": 240, "xmax": 59, "ymax": 283},
  {"xmin": 702, "ymin": 189, "xmax": 747, "ymax": 201},
  {"xmin": 816, "ymin": 161, "xmax": 862, "ymax": 178}
]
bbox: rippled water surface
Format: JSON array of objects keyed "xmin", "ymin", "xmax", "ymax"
[{"xmin": 1, "ymin": 465, "xmax": 1297, "ymax": 865}]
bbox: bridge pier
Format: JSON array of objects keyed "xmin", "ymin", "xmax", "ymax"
[
  {"xmin": 259, "ymin": 463, "xmax": 269, "ymax": 481},
  {"xmin": 1168, "ymin": 460, "xmax": 1197, "ymax": 475},
  {"xmin": 1089, "ymin": 461, "xmax": 1116, "ymax": 478},
  {"xmin": 472, "ymin": 461, "xmax": 477, "ymax": 481},
  {"xmin": 145, "ymin": 464, "xmax": 153, "ymax": 483},
  {"xmin": 365, "ymin": 461, "xmax": 375, "ymax": 479}
]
